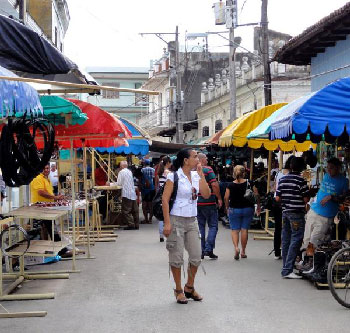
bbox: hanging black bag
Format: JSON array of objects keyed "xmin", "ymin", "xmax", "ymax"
[
  {"xmin": 152, "ymin": 172, "xmax": 179, "ymax": 221},
  {"xmin": 244, "ymin": 180, "xmax": 256, "ymax": 204}
]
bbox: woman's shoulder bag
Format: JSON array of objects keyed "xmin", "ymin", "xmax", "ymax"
[{"xmin": 244, "ymin": 179, "xmax": 256, "ymax": 204}]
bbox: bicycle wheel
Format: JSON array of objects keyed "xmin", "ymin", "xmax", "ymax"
[
  {"xmin": 0, "ymin": 224, "xmax": 30, "ymax": 259},
  {"xmin": 327, "ymin": 247, "xmax": 350, "ymax": 308}
]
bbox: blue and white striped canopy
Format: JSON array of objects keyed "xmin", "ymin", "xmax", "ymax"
[
  {"xmin": 268, "ymin": 77, "xmax": 350, "ymax": 143},
  {"xmin": 96, "ymin": 118, "xmax": 149, "ymax": 156}
]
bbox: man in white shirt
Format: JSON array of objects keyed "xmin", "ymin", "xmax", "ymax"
[
  {"xmin": 49, "ymin": 163, "xmax": 59, "ymax": 195},
  {"xmin": 116, "ymin": 161, "xmax": 139, "ymax": 230}
]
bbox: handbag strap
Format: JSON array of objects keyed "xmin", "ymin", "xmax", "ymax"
[{"xmin": 170, "ymin": 171, "xmax": 179, "ymax": 201}]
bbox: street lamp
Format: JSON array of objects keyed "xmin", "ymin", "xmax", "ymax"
[{"xmin": 185, "ymin": 32, "xmax": 209, "ymax": 55}]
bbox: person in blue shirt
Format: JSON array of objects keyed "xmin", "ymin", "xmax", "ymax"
[{"xmin": 302, "ymin": 158, "xmax": 348, "ymax": 272}]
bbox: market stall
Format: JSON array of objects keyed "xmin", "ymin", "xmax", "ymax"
[
  {"xmin": 218, "ymin": 103, "xmax": 315, "ymax": 239},
  {"xmin": 0, "ymin": 69, "xmax": 157, "ymax": 318},
  {"xmin": 52, "ymin": 99, "xmax": 131, "ymax": 253},
  {"xmin": 249, "ymin": 78, "xmax": 350, "ymax": 288},
  {"xmin": 0, "ymin": 67, "xmax": 56, "ymax": 317}
]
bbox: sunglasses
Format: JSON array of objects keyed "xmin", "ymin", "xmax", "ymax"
[{"xmin": 192, "ymin": 187, "xmax": 198, "ymax": 201}]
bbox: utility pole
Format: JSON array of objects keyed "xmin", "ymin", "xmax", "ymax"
[
  {"xmin": 175, "ymin": 26, "xmax": 183, "ymax": 143},
  {"xmin": 261, "ymin": 0, "xmax": 272, "ymax": 106},
  {"xmin": 19, "ymin": 0, "xmax": 26, "ymax": 22},
  {"xmin": 226, "ymin": 0, "xmax": 238, "ymax": 122},
  {"xmin": 139, "ymin": 30, "xmax": 182, "ymax": 142}
]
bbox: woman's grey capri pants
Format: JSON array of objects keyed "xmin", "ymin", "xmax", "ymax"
[{"xmin": 166, "ymin": 215, "xmax": 202, "ymax": 268}]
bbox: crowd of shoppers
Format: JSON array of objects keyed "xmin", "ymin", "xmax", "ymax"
[{"xmin": 52, "ymin": 148, "xmax": 344, "ymax": 303}]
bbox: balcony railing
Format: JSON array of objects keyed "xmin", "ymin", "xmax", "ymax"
[{"xmin": 138, "ymin": 107, "xmax": 172, "ymax": 131}]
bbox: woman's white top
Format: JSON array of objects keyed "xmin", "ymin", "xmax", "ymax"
[{"xmin": 167, "ymin": 168, "xmax": 200, "ymax": 217}]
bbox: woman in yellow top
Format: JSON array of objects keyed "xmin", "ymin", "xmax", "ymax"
[{"xmin": 30, "ymin": 164, "xmax": 64, "ymax": 240}]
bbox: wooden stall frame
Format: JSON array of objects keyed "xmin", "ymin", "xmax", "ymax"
[{"xmin": 254, "ymin": 150, "xmax": 274, "ymax": 241}]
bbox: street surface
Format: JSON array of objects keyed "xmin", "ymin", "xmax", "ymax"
[{"xmin": 1, "ymin": 220, "xmax": 350, "ymax": 333}]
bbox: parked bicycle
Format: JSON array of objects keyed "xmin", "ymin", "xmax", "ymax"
[{"xmin": 327, "ymin": 206, "xmax": 350, "ymax": 308}]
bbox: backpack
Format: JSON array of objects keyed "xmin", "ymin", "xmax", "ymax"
[
  {"xmin": 152, "ymin": 172, "xmax": 179, "ymax": 221},
  {"xmin": 142, "ymin": 169, "xmax": 154, "ymax": 190}
]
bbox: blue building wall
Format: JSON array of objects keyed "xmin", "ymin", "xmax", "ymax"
[{"xmin": 311, "ymin": 36, "xmax": 350, "ymax": 91}]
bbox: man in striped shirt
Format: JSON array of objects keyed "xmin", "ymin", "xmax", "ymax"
[
  {"xmin": 116, "ymin": 161, "xmax": 139, "ymax": 230},
  {"xmin": 197, "ymin": 153, "xmax": 222, "ymax": 259},
  {"xmin": 276, "ymin": 157, "xmax": 310, "ymax": 279}
]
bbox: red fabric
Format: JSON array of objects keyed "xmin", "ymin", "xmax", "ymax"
[
  {"xmin": 56, "ymin": 99, "xmax": 131, "ymax": 140},
  {"xmin": 95, "ymin": 167, "xmax": 108, "ymax": 186},
  {"xmin": 31, "ymin": 99, "xmax": 132, "ymax": 148}
]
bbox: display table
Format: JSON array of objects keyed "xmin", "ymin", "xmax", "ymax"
[
  {"xmin": 0, "ymin": 206, "xmax": 75, "ymax": 301},
  {"xmin": 94, "ymin": 185, "xmax": 121, "ymax": 191},
  {"xmin": 93, "ymin": 185, "xmax": 122, "ymax": 228},
  {"xmin": 5, "ymin": 205, "xmax": 68, "ymax": 220}
]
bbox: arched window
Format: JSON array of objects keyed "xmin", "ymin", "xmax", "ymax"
[
  {"xmin": 215, "ymin": 120, "xmax": 223, "ymax": 133},
  {"xmin": 202, "ymin": 126, "xmax": 209, "ymax": 137}
]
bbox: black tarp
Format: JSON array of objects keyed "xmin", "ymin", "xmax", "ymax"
[
  {"xmin": 0, "ymin": 14, "xmax": 76, "ymax": 75},
  {"xmin": 150, "ymin": 140, "xmax": 206, "ymax": 154}
]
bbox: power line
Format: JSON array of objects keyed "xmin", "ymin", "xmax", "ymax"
[{"xmin": 240, "ymin": 0, "xmax": 249, "ymax": 14}]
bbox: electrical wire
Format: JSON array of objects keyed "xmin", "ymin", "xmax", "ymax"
[{"xmin": 240, "ymin": 0, "xmax": 249, "ymax": 14}]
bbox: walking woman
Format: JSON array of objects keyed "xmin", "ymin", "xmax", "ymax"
[
  {"xmin": 162, "ymin": 148, "xmax": 210, "ymax": 304},
  {"xmin": 155, "ymin": 156, "xmax": 172, "ymax": 242},
  {"xmin": 224, "ymin": 165, "xmax": 260, "ymax": 260}
]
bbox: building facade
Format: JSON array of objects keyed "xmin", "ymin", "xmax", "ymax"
[
  {"xmin": 3, "ymin": 0, "xmax": 70, "ymax": 50},
  {"xmin": 274, "ymin": 3, "xmax": 350, "ymax": 91},
  {"xmin": 195, "ymin": 28, "xmax": 311, "ymax": 140},
  {"xmin": 138, "ymin": 47, "xmax": 229, "ymax": 143},
  {"xmin": 86, "ymin": 67, "xmax": 149, "ymax": 123}
]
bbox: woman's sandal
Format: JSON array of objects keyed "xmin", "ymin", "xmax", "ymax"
[
  {"xmin": 234, "ymin": 249, "xmax": 240, "ymax": 260},
  {"xmin": 184, "ymin": 285, "xmax": 203, "ymax": 301},
  {"xmin": 174, "ymin": 289, "xmax": 188, "ymax": 304},
  {"xmin": 241, "ymin": 253, "xmax": 247, "ymax": 259}
]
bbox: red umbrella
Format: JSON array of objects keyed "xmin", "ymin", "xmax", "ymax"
[{"xmin": 36, "ymin": 99, "xmax": 132, "ymax": 148}]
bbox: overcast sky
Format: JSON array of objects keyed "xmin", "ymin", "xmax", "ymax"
[{"xmin": 64, "ymin": 0, "xmax": 349, "ymax": 70}]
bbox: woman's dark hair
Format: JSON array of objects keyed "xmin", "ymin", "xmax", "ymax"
[
  {"xmin": 290, "ymin": 157, "xmax": 306, "ymax": 173},
  {"xmin": 284, "ymin": 155, "xmax": 295, "ymax": 170},
  {"xmin": 157, "ymin": 156, "xmax": 171, "ymax": 176},
  {"xmin": 173, "ymin": 148, "xmax": 192, "ymax": 170}
]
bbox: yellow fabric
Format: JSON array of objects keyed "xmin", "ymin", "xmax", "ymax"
[
  {"xmin": 246, "ymin": 138, "xmax": 316, "ymax": 151},
  {"xmin": 30, "ymin": 173, "xmax": 54, "ymax": 203},
  {"xmin": 219, "ymin": 103, "xmax": 315, "ymax": 152}
]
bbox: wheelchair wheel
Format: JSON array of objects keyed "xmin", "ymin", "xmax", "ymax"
[{"xmin": 327, "ymin": 247, "xmax": 350, "ymax": 308}]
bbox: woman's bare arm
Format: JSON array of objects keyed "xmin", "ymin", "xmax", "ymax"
[{"xmin": 162, "ymin": 179, "xmax": 174, "ymax": 237}]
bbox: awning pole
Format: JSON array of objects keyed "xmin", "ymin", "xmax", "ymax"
[
  {"xmin": 279, "ymin": 150, "xmax": 283, "ymax": 171},
  {"xmin": 82, "ymin": 140, "xmax": 91, "ymax": 258},
  {"xmin": 267, "ymin": 150, "xmax": 272, "ymax": 194},
  {"xmin": 91, "ymin": 149, "xmax": 95, "ymax": 187},
  {"xmin": 250, "ymin": 149, "xmax": 254, "ymax": 181},
  {"xmin": 70, "ymin": 139, "xmax": 76, "ymax": 271},
  {"xmin": 0, "ymin": 75, "xmax": 159, "ymax": 95}
]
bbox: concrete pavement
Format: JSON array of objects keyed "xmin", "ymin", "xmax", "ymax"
[{"xmin": 1, "ymin": 221, "xmax": 350, "ymax": 333}]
